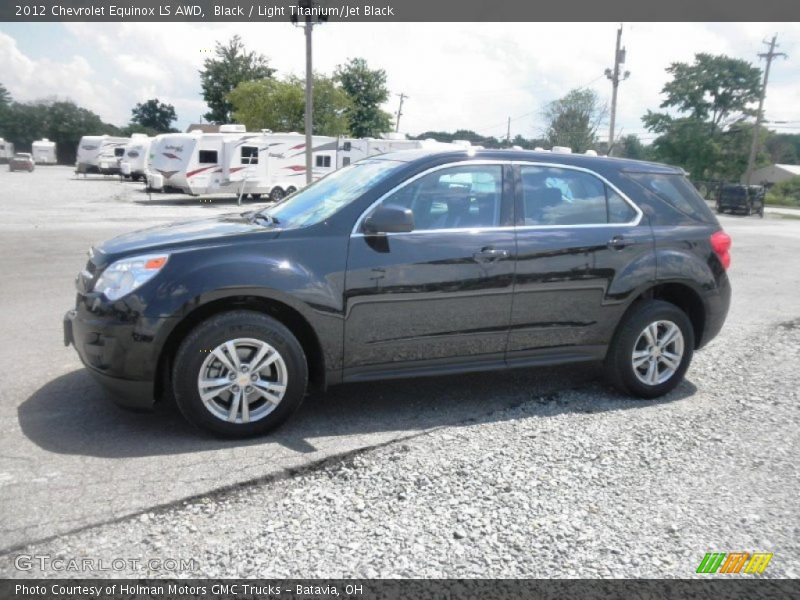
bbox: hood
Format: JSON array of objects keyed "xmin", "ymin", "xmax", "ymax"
[{"xmin": 95, "ymin": 212, "xmax": 279, "ymax": 259}]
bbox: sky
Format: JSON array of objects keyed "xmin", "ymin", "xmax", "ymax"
[{"xmin": 1, "ymin": 22, "xmax": 799, "ymax": 143}]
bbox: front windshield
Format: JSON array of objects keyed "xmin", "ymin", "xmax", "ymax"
[{"xmin": 260, "ymin": 159, "xmax": 403, "ymax": 228}]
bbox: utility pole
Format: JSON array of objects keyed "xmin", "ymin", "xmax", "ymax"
[
  {"xmin": 506, "ymin": 116, "xmax": 511, "ymax": 147},
  {"xmin": 605, "ymin": 24, "xmax": 630, "ymax": 156},
  {"xmin": 292, "ymin": 1, "xmax": 326, "ymax": 185},
  {"xmin": 745, "ymin": 34, "xmax": 787, "ymax": 186},
  {"xmin": 395, "ymin": 93, "xmax": 407, "ymax": 133}
]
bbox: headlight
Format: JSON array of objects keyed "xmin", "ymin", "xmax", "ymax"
[{"xmin": 94, "ymin": 253, "xmax": 169, "ymax": 301}]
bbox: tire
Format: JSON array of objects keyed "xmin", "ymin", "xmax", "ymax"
[
  {"xmin": 269, "ymin": 187, "xmax": 285, "ymax": 202},
  {"xmin": 172, "ymin": 310, "xmax": 308, "ymax": 438},
  {"xmin": 286, "ymin": 186, "xmax": 297, "ymax": 195},
  {"xmin": 604, "ymin": 300, "xmax": 695, "ymax": 399},
  {"xmin": 249, "ymin": 193, "xmax": 262, "ymax": 201}
]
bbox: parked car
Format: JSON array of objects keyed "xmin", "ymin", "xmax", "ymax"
[
  {"xmin": 8, "ymin": 152, "xmax": 35, "ymax": 172},
  {"xmin": 716, "ymin": 183, "xmax": 765, "ymax": 217},
  {"xmin": 64, "ymin": 149, "xmax": 732, "ymax": 437}
]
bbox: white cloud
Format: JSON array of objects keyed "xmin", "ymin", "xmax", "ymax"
[{"xmin": 2, "ymin": 22, "xmax": 800, "ymax": 141}]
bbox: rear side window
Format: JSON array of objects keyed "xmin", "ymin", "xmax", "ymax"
[
  {"xmin": 625, "ymin": 172, "xmax": 716, "ymax": 224},
  {"xmin": 114, "ymin": 148, "xmax": 125, "ymax": 157},
  {"xmin": 519, "ymin": 166, "xmax": 637, "ymax": 226}
]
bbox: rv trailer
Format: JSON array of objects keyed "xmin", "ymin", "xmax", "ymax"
[
  {"xmin": 119, "ymin": 134, "xmax": 151, "ymax": 181},
  {"xmin": 75, "ymin": 135, "xmax": 130, "ymax": 175},
  {"xmin": 32, "ymin": 138, "xmax": 57, "ymax": 164},
  {"xmin": 335, "ymin": 134, "xmax": 455, "ymax": 168},
  {"xmin": 0, "ymin": 138, "xmax": 15, "ymax": 164},
  {"xmin": 146, "ymin": 126, "xmax": 338, "ymax": 200}
]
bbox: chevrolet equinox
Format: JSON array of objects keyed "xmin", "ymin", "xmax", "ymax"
[{"xmin": 64, "ymin": 149, "xmax": 731, "ymax": 437}]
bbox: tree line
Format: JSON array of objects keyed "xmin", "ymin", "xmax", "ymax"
[{"xmin": 1, "ymin": 36, "xmax": 798, "ymax": 183}]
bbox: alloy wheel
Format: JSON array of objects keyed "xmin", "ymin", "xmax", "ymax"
[
  {"xmin": 197, "ymin": 338, "xmax": 288, "ymax": 424},
  {"xmin": 631, "ymin": 320, "xmax": 685, "ymax": 386}
]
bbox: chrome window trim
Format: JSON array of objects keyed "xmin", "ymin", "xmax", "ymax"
[{"xmin": 350, "ymin": 159, "xmax": 643, "ymax": 238}]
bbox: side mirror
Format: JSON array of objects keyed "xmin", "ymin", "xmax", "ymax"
[{"xmin": 363, "ymin": 204, "xmax": 414, "ymax": 234}]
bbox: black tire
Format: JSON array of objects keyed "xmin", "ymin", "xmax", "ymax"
[
  {"xmin": 172, "ymin": 310, "xmax": 308, "ymax": 438},
  {"xmin": 286, "ymin": 186, "xmax": 297, "ymax": 195},
  {"xmin": 250, "ymin": 193, "xmax": 262, "ymax": 201},
  {"xmin": 269, "ymin": 187, "xmax": 285, "ymax": 202},
  {"xmin": 604, "ymin": 300, "xmax": 695, "ymax": 399}
]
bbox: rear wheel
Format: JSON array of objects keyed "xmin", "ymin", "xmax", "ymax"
[
  {"xmin": 286, "ymin": 186, "xmax": 297, "ymax": 195},
  {"xmin": 172, "ymin": 310, "xmax": 308, "ymax": 437},
  {"xmin": 604, "ymin": 300, "xmax": 694, "ymax": 398},
  {"xmin": 269, "ymin": 187, "xmax": 285, "ymax": 202},
  {"xmin": 250, "ymin": 193, "xmax": 262, "ymax": 201}
]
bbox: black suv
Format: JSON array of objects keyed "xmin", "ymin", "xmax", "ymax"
[
  {"xmin": 716, "ymin": 183, "xmax": 765, "ymax": 217},
  {"xmin": 64, "ymin": 150, "xmax": 731, "ymax": 437}
]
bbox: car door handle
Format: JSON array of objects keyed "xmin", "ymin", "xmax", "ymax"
[
  {"xmin": 607, "ymin": 235, "xmax": 631, "ymax": 250},
  {"xmin": 473, "ymin": 247, "xmax": 509, "ymax": 262}
]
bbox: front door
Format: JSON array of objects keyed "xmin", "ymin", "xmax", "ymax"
[{"xmin": 343, "ymin": 162, "xmax": 516, "ymax": 379}]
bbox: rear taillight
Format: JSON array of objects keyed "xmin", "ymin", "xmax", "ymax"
[{"xmin": 710, "ymin": 230, "xmax": 732, "ymax": 270}]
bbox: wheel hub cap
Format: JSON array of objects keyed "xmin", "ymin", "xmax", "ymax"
[
  {"xmin": 197, "ymin": 337, "xmax": 288, "ymax": 424},
  {"xmin": 631, "ymin": 320, "xmax": 685, "ymax": 387}
]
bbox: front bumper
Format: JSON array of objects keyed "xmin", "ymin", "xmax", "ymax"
[{"xmin": 64, "ymin": 308, "xmax": 172, "ymax": 410}]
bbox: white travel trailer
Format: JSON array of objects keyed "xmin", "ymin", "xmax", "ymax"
[
  {"xmin": 146, "ymin": 126, "xmax": 338, "ymax": 200},
  {"xmin": 119, "ymin": 134, "xmax": 151, "ymax": 180},
  {"xmin": 0, "ymin": 138, "xmax": 14, "ymax": 163},
  {"xmin": 75, "ymin": 135, "xmax": 130, "ymax": 174},
  {"xmin": 32, "ymin": 138, "xmax": 57, "ymax": 164},
  {"xmin": 335, "ymin": 134, "xmax": 455, "ymax": 168}
]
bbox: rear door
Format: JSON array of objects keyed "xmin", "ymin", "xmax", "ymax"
[
  {"xmin": 343, "ymin": 161, "xmax": 516, "ymax": 378},
  {"xmin": 508, "ymin": 163, "xmax": 654, "ymax": 363}
]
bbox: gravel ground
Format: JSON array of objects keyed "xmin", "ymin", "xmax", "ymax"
[{"xmin": 2, "ymin": 317, "xmax": 798, "ymax": 578}]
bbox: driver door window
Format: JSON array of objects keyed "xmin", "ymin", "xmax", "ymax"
[{"xmin": 375, "ymin": 164, "xmax": 503, "ymax": 231}]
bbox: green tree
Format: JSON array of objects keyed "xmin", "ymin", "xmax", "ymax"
[
  {"xmin": 0, "ymin": 83, "xmax": 10, "ymax": 108},
  {"xmin": 765, "ymin": 133, "xmax": 799, "ymax": 164},
  {"xmin": 130, "ymin": 98, "xmax": 177, "ymax": 132},
  {"xmin": 200, "ymin": 35, "xmax": 274, "ymax": 124},
  {"xmin": 334, "ymin": 58, "xmax": 392, "ymax": 137},
  {"xmin": 643, "ymin": 53, "xmax": 762, "ymax": 180},
  {"xmin": 0, "ymin": 99, "xmax": 117, "ymax": 163},
  {"xmin": 657, "ymin": 54, "xmax": 761, "ymax": 134},
  {"xmin": 543, "ymin": 88, "xmax": 606, "ymax": 153},
  {"xmin": 229, "ymin": 74, "xmax": 351, "ymax": 136},
  {"xmin": 616, "ymin": 134, "xmax": 650, "ymax": 160}
]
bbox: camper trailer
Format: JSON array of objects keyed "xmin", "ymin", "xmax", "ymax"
[
  {"xmin": 146, "ymin": 126, "xmax": 338, "ymax": 200},
  {"xmin": 119, "ymin": 134, "xmax": 151, "ymax": 181},
  {"xmin": 32, "ymin": 138, "xmax": 57, "ymax": 164},
  {"xmin": 75, "ymin": 135, "xmax": 130, "ymax": 175},
  {"xmin": 0, "ymin": 138, "xmax": 15, "ymax": 163},
  {"xmin": 335, "ymin": 134, "xmax": 454, "ymax": 168}
]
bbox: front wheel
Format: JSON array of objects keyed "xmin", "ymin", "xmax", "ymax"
[
  {"xmin": 604, "ymin": 300, "xmax": 694, "ymax": 398},
  {"xmin": 172, "ymin": 311, "xmax": 308, "ymax": 437}
]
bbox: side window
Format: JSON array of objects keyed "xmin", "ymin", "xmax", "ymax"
[
  {"xmin": 198, "ymin": 150, "xmax": 218, "ymax": 164},
  {"xmin": 343, "ymin": 141, "xmax": 352, "ymax": 152},
  {"xmin": 241, "ymin": 146, "xmax": 258, "ymax": 165},
  {"xmin": 342, "ymin": 157, "xmax": 351, "ymax": 167},
  {"xmin": 375, "ymin": 164, "xmax": 503, "ymax": 231},
  {"xmin": 520, "ymin": 166, "xmax": 635, "ymax": 225},
  {"xmin": 315, "ymin": 155, "xmax": 332, "ymax": 168},
  {"xmin": 608, "ymin": 189, "xmax": 637, "ymax": 223}
]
